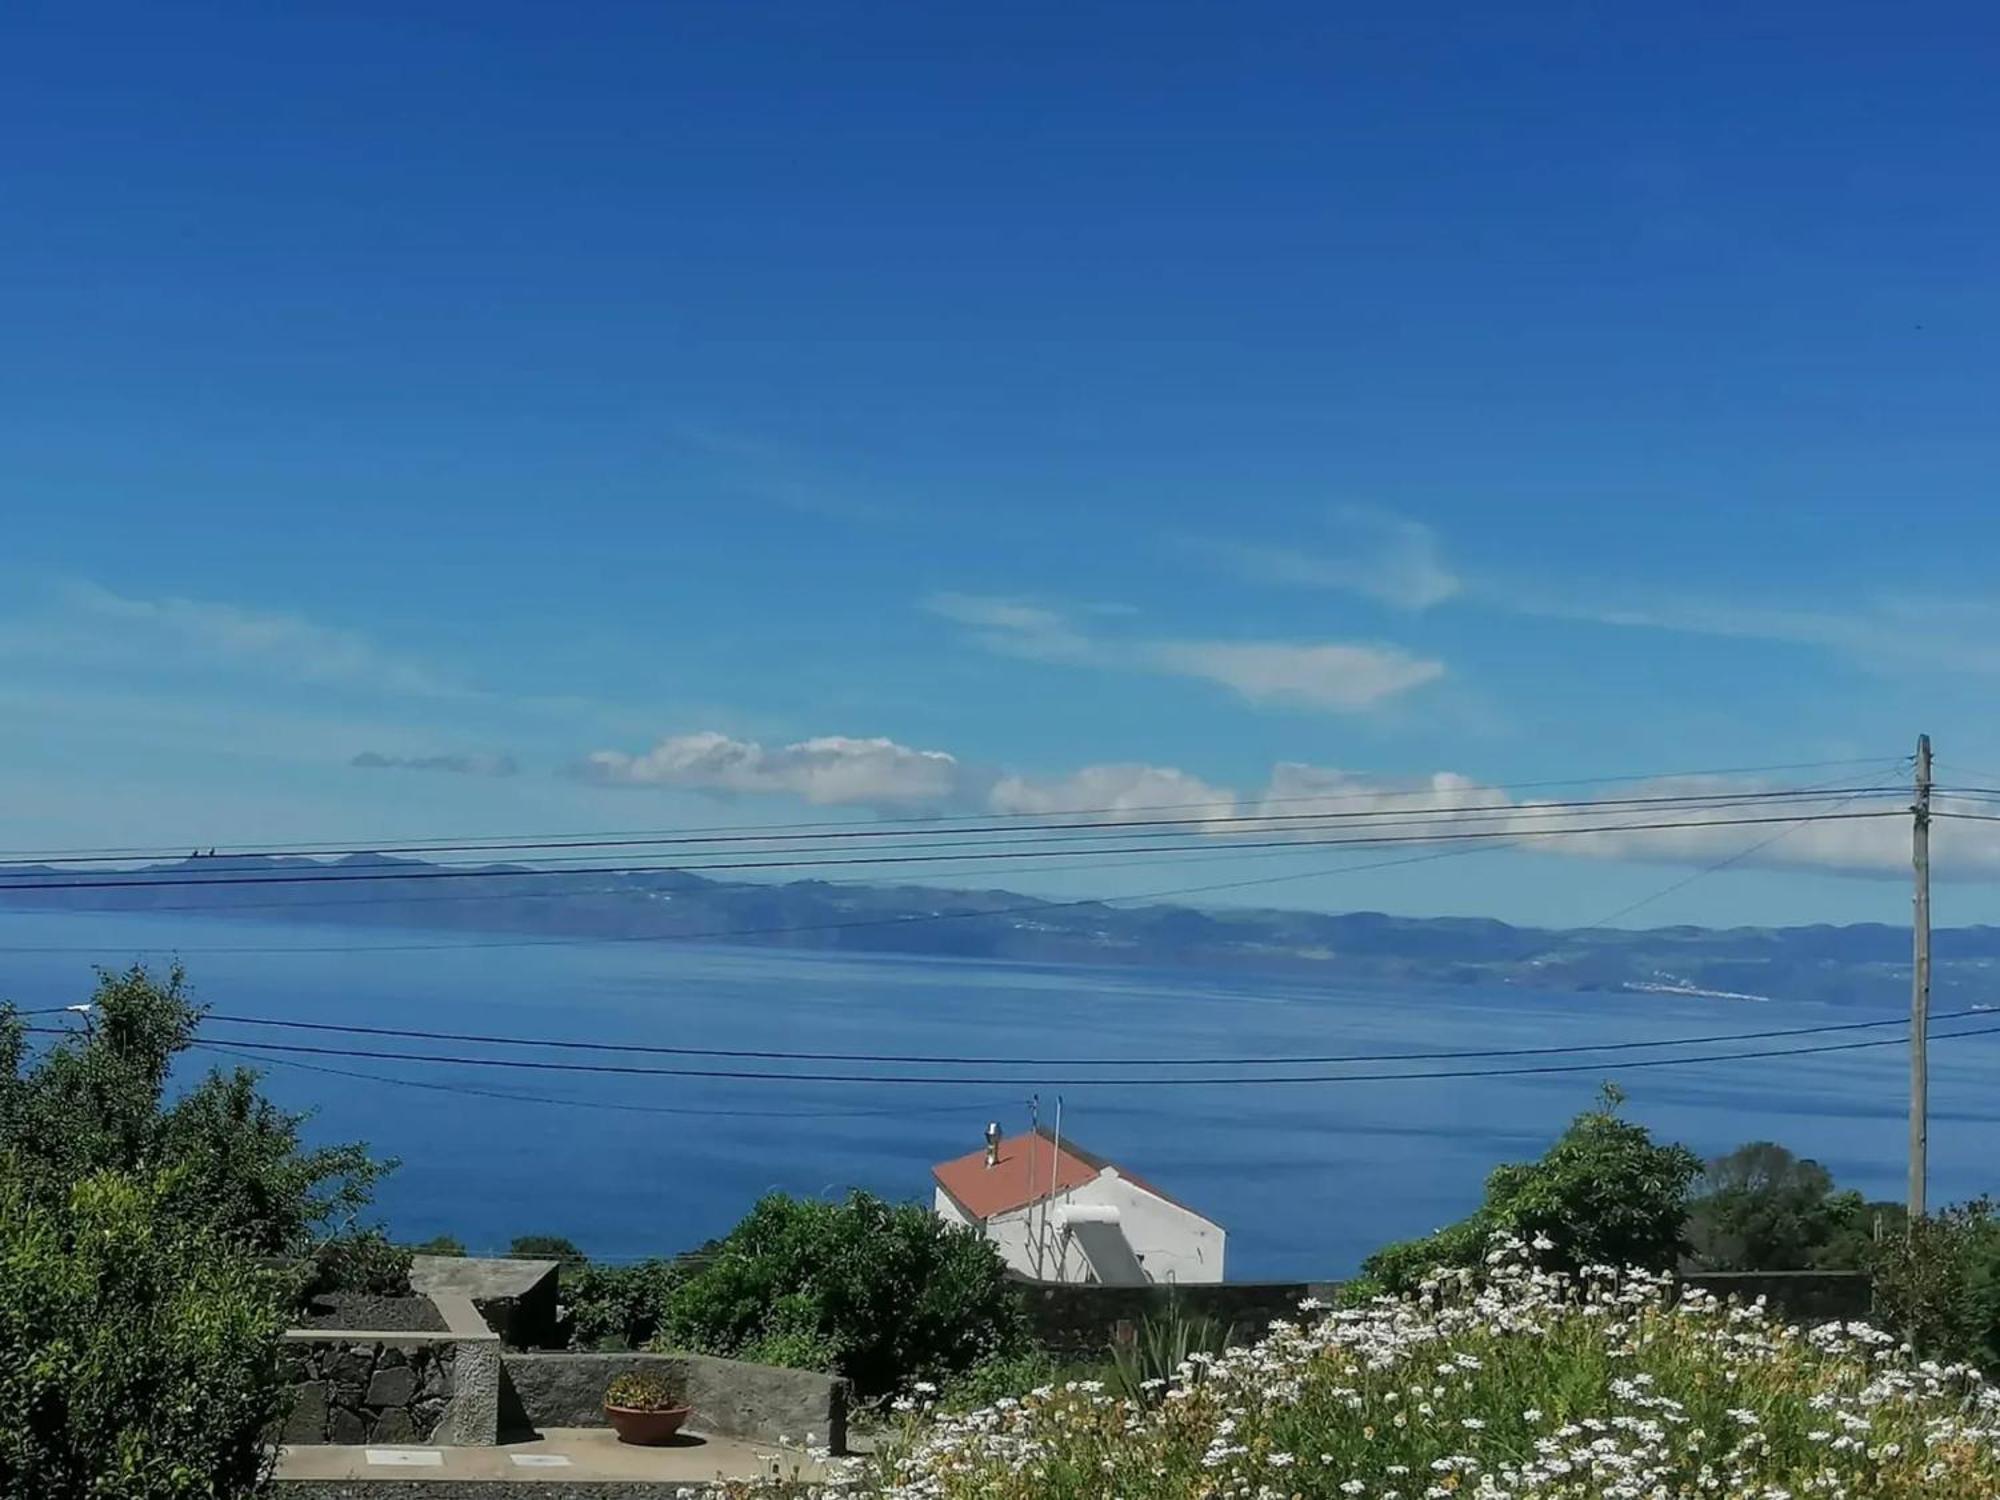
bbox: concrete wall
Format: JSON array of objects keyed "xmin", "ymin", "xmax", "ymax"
[
  {"xmin": 283, "ymin": 1292, "xmax": 501, "ymax": 1447},
  {"xmin": 942, "ymin": 1170, "xmax": 1226, "ymax": 1285},
  {"xmin": 501, "ymin": 1351, "xmax": 847, "ymax": 1453},
  {"xmin": 410, "ymin": 1256, "xmax": 561, "ymax": 1349}
]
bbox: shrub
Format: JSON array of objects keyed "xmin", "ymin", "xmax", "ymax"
[
  {"xmin": 509, "ymin": 1233, "xmax": 587, "ymax": 1266},
  {"xmin": 410, "ymin": 1233, "xmax": 467, "ymax": 1257},
  {"xmin": 564, "ymin": 1258, "xmax": 686, "ymax": 1350},
  {"xmin": 0, "ymin": 1164, "xmax": 292, "ymax": 1499},
  {"xmin": 303, "ymin": 1228, "xmax": 415, "ymax": 1300},
  {"xmin": 936, "ymin": 1349, "xmax": 1067, "ymax": 1413},
  {"xmin": 656, "ymin": 1191, "xmax": 1026, "ymax": 1401},
  {"xmin": 1685, "ymin": 1140, "xmax": 1900, "ymax": 1271},
  {"xmin": 1868, "ymin": 1198, "xmax": 2000, "ymax": 1365},
  {"xmin": 1354, "ymin": 1086, "xmax": 1700, "ymax": 1297}
]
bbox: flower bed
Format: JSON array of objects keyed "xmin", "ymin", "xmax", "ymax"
[{"xmin": 735, "ymin": 1237, "xmax": 2000, "ymax": 1499}]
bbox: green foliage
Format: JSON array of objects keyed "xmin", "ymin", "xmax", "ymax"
[
  {"xmin": 0, "ymin": 1164, "xmax": 292, "ymax": 1499},
  {"xmin": 410, "ymin": 1234, "xmax": 468, "ymax": 1257},
  {"xmin": 564, "ymin": 1258, "xmax": 686, "ymax": 1350},
  {"xmin": 1106, "ymin": 1300, "xmax": 1238, "ymax": 1405},
  {"xmin": 1867, "ymin": 1199, "xmax": 2000, "ymax": 1365},
  {"xmin": 604, "ymin": 1368, "xmax": 685, "ymax": 1412},
  {"xmin": 509, "ymin": 1233, "xmax": 587, "ymax": 1266},
  {"xmin": 1685, "ymin": 1140, "xmax": 1901, "ymax": 1271},
  {"xmin": 302, "ymin": 1227, "xmax": 414, "ymax": 1299},
  {"xmin": 936, "ymin": 1349, "xmax": 1069, "ymax": 1412},
  {"xmin": 653, "ymin": 1191, "xmax": 1027, "ymax": 1401},
  {"xmin": 0, "ymin": 967, "xmax": 390, "ymax": 1256},
  {"xmin": 1356, "ymin": 1087, "xmax": 1702, "ymax": 1296}
]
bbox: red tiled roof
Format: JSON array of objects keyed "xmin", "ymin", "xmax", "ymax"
[{"xmin": 932, "ymin": 1128, "xmax": 1101, "ymax": 1222}]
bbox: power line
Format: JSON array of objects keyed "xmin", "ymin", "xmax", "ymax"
[
  {"xmin": 33, "ymin": 1016, "xmax": 2000, "ymax": 1087},
  {"xmin": 191, "ymin": 1005, "xmax": 1979, "ymax": 1068},
  {"xmin": 189, "ymin": 1044, "xmax": 1017, "ymax": 1122},
  {"xmin": 0, "ymin": 841, "xmax": 1516, "ymax": 955},
  {"xmin": 0, "ymin": 755, "xmax": 1899, "ymax": 864},
  {"xmin": 0, "ymin": 808, "xmax": 1907, "ymax": 894},
  {"xmin": 0, "ymin": 785, "xmax": 1902, "ymax": 870}
]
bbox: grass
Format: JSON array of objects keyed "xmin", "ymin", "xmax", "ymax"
[{"xmin": 718, "ymin": 1235, "xmax": 2000, "ymax": 1498}]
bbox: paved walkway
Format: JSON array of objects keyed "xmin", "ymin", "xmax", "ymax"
[{"xmin": 276, "ymin": 1426, "xmax": 830, "ymax": 1488}]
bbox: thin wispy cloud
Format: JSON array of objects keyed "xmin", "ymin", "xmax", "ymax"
[
  {"xmin": 923, "ymin": 593, "xmax": 1445, "ymax": 714},
  {"xmin": 351, "ymin": 750, "xmax": 519, "ymax": 777},
  {"xmin": 1200, "ymin": 505, "xmax": 1461, "ymax": 610},
  {"xmin": 5, "ymin": 581, "xmax": 469, "ymax": 698}
]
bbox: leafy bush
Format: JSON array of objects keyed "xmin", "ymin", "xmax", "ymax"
[
  {"xmin": 605, "ymin": 1368, "xmax": 686, "ymax": 1412},
  {"xmin": 808, "ymin": 1240, "xmax": 2000, "ymax": 1500},
  {"xmin": 0, "ymin": 1164, "xmax": 292, "ymax": 1500},
  {"xmin": 1353, "ymin": 1086, "xmax": 1701, "ymax": 1297},
  {"xmin": 564, "ymin": 1258, "xmax": 686, "ymax": 1350},
  {"xmin": 410, "ymin": 1233, "xmax": 467, "ymax": 1257},
  {"xmin": 936, "ymin": 1349, "xmax": 1068, "ymax": 1413},
  {"xmin": 510, "ymin": 1233, "xmax": 587, "ymax": 1266},
  {"xmin": 303, "ymin": 1227, "xmax": 415, "ymax": 1300},
  {"xmin": 654, "ymin": 1191, "xmax": 1026, "ymax": 1400},
  {"xmin": 1868, "ymin": 1198, "xmax": 2000, "ymax": 1365}
]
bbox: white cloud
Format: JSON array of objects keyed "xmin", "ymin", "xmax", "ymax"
[
  {"xmin": 1207, "ymin": 505, "xmax": 1460, "ymax": 610},
  {"xmin": 29, "ymin": 581, "xmax": 464, "ymax": 697},
  {"xmin": 579, "ymin": 731, "xmax": 966, "ymax": 808},
  {"xmin": 1149, "ymin": 640, "xmax": 1445, "ymax": 711},
  {"xmin": 925, "ymin": 593, "xmax": 1444, "ymax": 714},
  {"xmin": 989, "ymin": 763, "xmax": 1239, "ymax": 823},
  {"xmin": 351, "ymin": 750, "xmax": 519, "ymax": 777},
  {"xmin": 921, "ymin": 593, "xmax": 1094, "ymax": 663}
]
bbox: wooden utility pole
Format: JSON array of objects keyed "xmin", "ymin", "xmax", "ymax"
[{"xmin": 1910, "ymin": 733, "xmax": 1932, "ymax": 1221}]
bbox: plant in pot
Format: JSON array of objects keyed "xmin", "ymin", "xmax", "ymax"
[{"xmin": 603, "ymin": 1369, "xmax": 692, "ymax": 1445}]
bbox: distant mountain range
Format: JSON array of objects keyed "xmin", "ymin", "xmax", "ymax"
[{"xmin": 3, "ymin": 852, "xmax": 1987, "ymax": 1008}]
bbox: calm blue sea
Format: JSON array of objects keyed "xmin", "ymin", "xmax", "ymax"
[{"xmin": 2, "ymin": 908, "xmax": 1992, "ymax": 1280}]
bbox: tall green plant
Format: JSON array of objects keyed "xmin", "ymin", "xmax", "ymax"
[
  {"xmin": 1106, "ymin": 1299, "xmax": 1237, "ymax": 1404},
  {"xmin": 0, "ymin": 1165, "xmax": 292, "ymax": 1499}
]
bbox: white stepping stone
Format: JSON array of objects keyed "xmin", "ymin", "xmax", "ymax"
[
  {"xmin": 364, "ymin": 1448, "xmax": 444, "ymax": 1467},
  {"xmin": 510, "ymin": 1454, "xmax": 575, "ymax": 1468}
]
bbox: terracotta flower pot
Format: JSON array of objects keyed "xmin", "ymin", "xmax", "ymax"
[{"xmin": 605, "ymin": 1402, "xmax": 693, "ymax": 1445}]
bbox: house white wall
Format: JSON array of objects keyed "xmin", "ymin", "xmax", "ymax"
[{"xmin": 937, "ymin": 1168, "xmax": 1225, "ymax": 1284}]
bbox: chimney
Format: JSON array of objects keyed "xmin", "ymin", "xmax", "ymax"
[{"xmin": 984, "ymin": 1121, "xmax": 1001, "ymax": 1168}]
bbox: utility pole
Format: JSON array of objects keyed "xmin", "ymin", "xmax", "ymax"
[{"xmin": 1910, "ymin": 733, "xmax": 1932, "ymax": 1221}]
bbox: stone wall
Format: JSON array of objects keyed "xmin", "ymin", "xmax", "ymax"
[
  {"xmin": 283, "ymin": 1291, "xmax": 501, "ymax": 1447},
  {"xmin": 281, "ymin": 1340, "xmax": 456, "ymax": 1445},
  {"xmin": 1018, "ymin": 1279, "xmax": 1342, "ymax": 1358},
  {"xmin": 1019, "ymin": 1271, "xmax": 1873, "ymax": 1357},
  {"xmin": 501, "ymin": 1351, "xmax": 848, "ymax": 1453}
]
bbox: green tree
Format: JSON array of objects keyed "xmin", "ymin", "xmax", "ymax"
[
  {"xmin": 1684, "ymin": 1141, "xmax": 1899, "ymax": 1271},
  {"xmin": 0, "ymin": 1165, "xmax": 292, "ymax": 1499},
  {"xmin": 1357, "ymin": 1087, "xmax": 1702, "ymax": 1296},
  {"xmin": 0, "ymin": 966, "xmax": 388, "ymax": 1254},
  {"xmin": 656, "ymin": 1191, "xmax": 1026, "ymax": 1400},
  {"xmin": 509, "ymin": 1233, "xmax": 587, "ymax": 1266}
]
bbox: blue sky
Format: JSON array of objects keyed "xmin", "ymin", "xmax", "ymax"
[{"xmin": 6, "ymin": 0, "xmax": 2000, "ymax": 929}]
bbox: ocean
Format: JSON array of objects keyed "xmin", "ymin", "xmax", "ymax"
[{"xmin": 2, "ymin": 907, "xmax": 1991, "ymax": 1279}]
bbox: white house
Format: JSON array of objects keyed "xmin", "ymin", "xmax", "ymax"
[{"xmin": 931, "ymin": 1125, "xmax": 1225, "ymax": 1285}]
